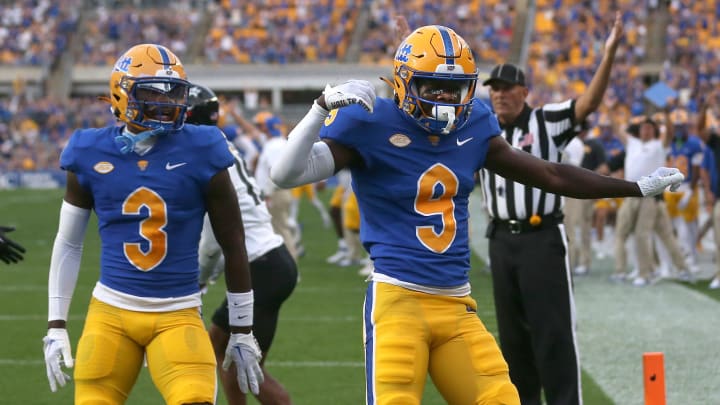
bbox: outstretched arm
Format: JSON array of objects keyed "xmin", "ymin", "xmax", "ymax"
[
  {"xmin": 574, "ymin": 12, "xmax": 624, "ymax": 122},
  {"xmin": 484, "ymin": 136, "xmax": 682, "ymax": 198}
]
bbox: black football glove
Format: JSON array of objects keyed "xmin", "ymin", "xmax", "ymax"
[{"xmin": 0, "ymin": 226, "xmax": 26, "ymax": 264}]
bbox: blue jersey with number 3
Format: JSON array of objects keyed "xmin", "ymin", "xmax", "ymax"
[
  {"xmin": 60, "ymin": 124, "xmax": 234, "ymax": 298},
  {"xmin": 320, "ymin": 98, "xmax": 499, "ymax": 287}
]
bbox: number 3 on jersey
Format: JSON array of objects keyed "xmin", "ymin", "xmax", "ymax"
[
  {"xmin": 123, "ymin": 187, "xmax": 168, "ymax": 271},
  {"xmin": 414, "ymin": 163, "xmax": 458, "ymax": 253}
]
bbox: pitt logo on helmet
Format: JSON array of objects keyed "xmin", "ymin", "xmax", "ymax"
[
  {"xmin": 385, "ymin": 25, "xmax": 478, "ymax": 135},
  {"xmin": 115, "ymin": 56, "xmax": 132, "ymax": 73},
  {"xmin": 107, "ymin": 44, "xmax": 191, "ymax": 135}
]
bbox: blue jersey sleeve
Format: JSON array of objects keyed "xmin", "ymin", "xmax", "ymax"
[
  {"xmin": 204, "ymin": 126, "xmax": 235, "ymax": 173},
  {"xmin": 319, "ymin": 104, "xmax": 371, "ymax": 148},
  {"xmin": 59, "ymin": 130, "xmax": 81, "ymax": 172},
  {"xmin": 470, "ymin": 100, "xmax": 501, "ymax": 137},
  {"xmin": 59, "ymin": 127, "xmax": 116, "ymax": 191},
  {"xmin": 170, "ymin": 124, "xmax": 235, "ymax": 183},
  {"xmin": 319, "ymin": 99, "xmax": 405, "ymax": 170}
]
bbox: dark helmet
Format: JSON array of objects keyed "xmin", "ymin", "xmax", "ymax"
[{"xmin": 185, "ymin": 83, "xmax": 219, "ymax": 126}]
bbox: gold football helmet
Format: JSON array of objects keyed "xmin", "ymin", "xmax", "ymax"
[
  {"xmin": 108, "ymin": 44, "xmax": 190, "ymax": 133},
  {"xmin": 385, "ymin": 25, "xmax": 477, "ymax": 134}
]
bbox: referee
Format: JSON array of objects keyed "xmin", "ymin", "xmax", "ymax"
[{"xmin": 479, "ymin": 14, "xmax": 623, "ymax": 405}]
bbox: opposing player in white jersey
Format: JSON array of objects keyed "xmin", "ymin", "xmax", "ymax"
[{"xmin": 187, "ymin": 84, "xmax": 297, "ymax": 405}]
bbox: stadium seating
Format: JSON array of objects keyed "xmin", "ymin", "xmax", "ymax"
[
  {"xmin": 2, "ymin": 1, "xmax": 720, "ymax": 171},
  {"xmin": 0, "ymin": 1, "xmax": 79, "ymax": 67}
]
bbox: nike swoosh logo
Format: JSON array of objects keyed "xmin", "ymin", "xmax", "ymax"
[
  {"xmin": 456, "ymin": 137, "xmax": 473, "ymax": 146},
  {"xmin": 165, "ymin": 162, "xmax": 187, "ymax": 170}
]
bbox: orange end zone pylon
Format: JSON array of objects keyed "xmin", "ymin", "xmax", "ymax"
[{"xmin": 643, "ymin": 352, "xmax": 666, "ymax": 405}]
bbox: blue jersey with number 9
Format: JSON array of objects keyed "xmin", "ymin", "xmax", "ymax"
[{"xmin": 320, "ymin": 98, "xmax": 499, "ymax": 287}]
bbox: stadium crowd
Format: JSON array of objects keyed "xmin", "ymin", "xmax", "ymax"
[
  {"xmin": 0, "ymin": 0, "xmax": 79, "ymax": 67},
  {"xmin": 2, "ymin": 0, "xmax": 720, "ymax": 291}
]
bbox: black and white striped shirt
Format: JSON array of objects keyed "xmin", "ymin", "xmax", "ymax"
[{"xmin": 480, "ymin": 100, "xmax": 578, "ymax": 220}]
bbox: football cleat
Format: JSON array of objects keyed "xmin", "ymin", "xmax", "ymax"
[{"xmin": 327, "ymin": 248, "xmax": 348, "ymax": 264}]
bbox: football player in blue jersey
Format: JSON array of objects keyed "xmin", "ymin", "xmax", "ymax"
[
  {"xmin": 0, "ymin": 225, "xmax": 25, "ymax": 264},
  {"xmin": 270, "ymin": 25, "xmax": 684, "ymax": 405},
  {"xmin": 41, "ymin": 44, "xmax": 263, "ymax": 404},
  {"xmin": 187, "ymin": 83, "xmax": 297, "ymax": 405}
]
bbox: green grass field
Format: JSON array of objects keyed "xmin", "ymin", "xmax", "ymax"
[{"xmin": 0, "ymin": 188, "xmax": 674, "ymax": 404}]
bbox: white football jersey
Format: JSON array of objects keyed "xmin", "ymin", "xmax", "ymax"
[
  {"xmin": 199, "ymin": 142, "xmax": 283, "ymax": 274},
  {"xmin": 255, "ymin": 136, "xmax": 287, "ymax": 196}
]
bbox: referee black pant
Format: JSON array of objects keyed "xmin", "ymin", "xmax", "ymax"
[{"xmin": 488, "ymin": 223, "xmax": 581, "ymax": 405}]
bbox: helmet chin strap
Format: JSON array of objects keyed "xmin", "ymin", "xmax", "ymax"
[
  {"xmin": 115, "ymin": 128, "xmax": 165, "ymax": 154},
  {"xmin": 433, "ymin": 105, "xmax": 456, "ymax": 134}
]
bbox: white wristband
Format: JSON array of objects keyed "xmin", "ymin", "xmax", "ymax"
[{"xmin": 227, "ymin": 291, "xmax": 254, "ymax": 327}]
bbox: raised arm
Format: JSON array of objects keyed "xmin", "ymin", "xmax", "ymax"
[
  {"xmin": 660, "ymin": 108, "xmax": 673, "ymax": 148},
  {"xmin": 270, "ymin": 80, "xmax": 375, "ymax": 188},
  {"xmin": 574, "ymin": 12, "xmax": 624, "ymax": 122},
  {"xmin": 616, "ymin": 122, "xmax": 630, "ymax": 146},
  {"xmin": 697, "ymin": 90, "xmax": 719, "ymax": 143},
  {"xmin": 227, "ymin": 103, "xmax": 265, "ymax": 145}
]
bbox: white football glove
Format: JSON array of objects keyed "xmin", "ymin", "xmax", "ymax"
[
  {"xmin": 43, "ymin": 328, "xmax": 74, "ymax": 392},
  {"xmin": 636, "ymin": 167, "xmax": 684, "ymax": 197},
  {"xmin": 322, "ymin": 80, "xmax": 376, "ymax": 113},
  {"xmin": 222, "ymin": 332, "xmax": 264, "ymax": 395}
]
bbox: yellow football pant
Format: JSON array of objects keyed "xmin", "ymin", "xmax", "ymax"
[
  {"xmin": 74, "ymin": 298, "xmax": 216, "ymax": 405},
  {"xmin": 664, "ymin": 188, "xmax": 700, "ymax": 221},
  {"xmin": 329, "ymin": 185, "xmax": 346, "ymax": 208},
  {"xmin": 363, "ymin": 282, "xmax": 519, "ymax": 405},
  {"xmin": 343, "ymin": 191, "xmax": 360, "ymax": 231},
  {"xmin": 291, "ymin": 183, "xmax": 315, "ymax": 199}
]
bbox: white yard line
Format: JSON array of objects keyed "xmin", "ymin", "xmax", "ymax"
[{"xmin": 469, "ymin": 193, "xmax": 720, "ymax": 405}]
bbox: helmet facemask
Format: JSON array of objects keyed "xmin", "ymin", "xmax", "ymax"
[
  {"xmin": 402, "ymin": 68, "xmax": 476, "ymax": 134},
  {"xmin": 390, "ymin": 25, "xmax": 478, "ymax": 135},
  {"xmin": 123, "ymin": 76, "xmax": 190, "ymax": 133},
  {"xmin": 108, "ymin": 44, "xmax": 190, "ymax": 137}
]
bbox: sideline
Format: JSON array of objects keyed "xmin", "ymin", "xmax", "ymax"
[{"xmin": 468, "ymin": 192, "xmax": 720, "ymax": 405}]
